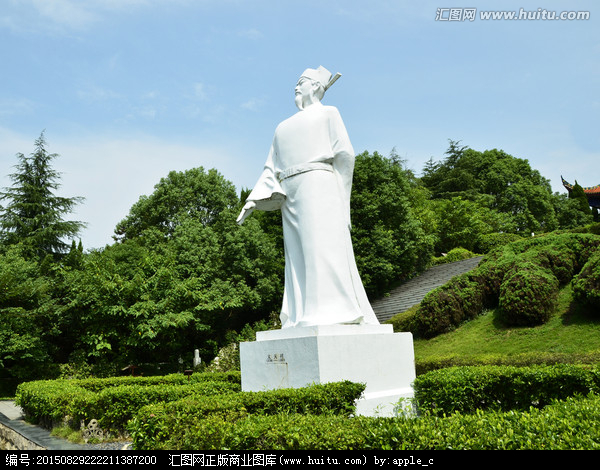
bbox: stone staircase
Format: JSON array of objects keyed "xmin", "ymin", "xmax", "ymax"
[{"xmin": 371, "ymin": 256, "xmax": 484, "ymax": 323}]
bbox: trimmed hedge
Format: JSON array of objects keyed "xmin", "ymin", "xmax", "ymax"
[
  {"xmin": 72, "ymin": 371, "xmax": 240, "ymax": 392},
  {"xmin": 15, "ymin": 372, "xmax": 241, "ymax": 433},
  {"xmin": 129, "ymin": 394, "xmax": 600, "ymax": 450},
  {"xmin": 79, "ymin": 381, "xmax": 240, "ymax": 432},
  {"xmin": 413, "ymin": 363, "xmax": 600, "ymax": 416},
  {"xmin": 128, "ymin": 381, "xmax": 366, "ymax": 450},
  {"xmin": 17, "ymin": 367, "xmax": 600, "ymax": 450},
  {"xmin": 415, "ymin": 350, "xmax": 600, "ymax": 375},
  {"xmin": 127, "ymin": 364, "xmax": 600, "ymax": 450},
  {"xmin": 412, "ymin": 233, "xmax": 600, "ymax": 337},
  {"xmin": 15, "ymin": 379, "xmax": 92, "ymax": 427}
]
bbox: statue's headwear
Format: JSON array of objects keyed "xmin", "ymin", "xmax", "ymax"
[{"xmin": 300, "ymin": 66, "xmax": 341, "ymax": 93}]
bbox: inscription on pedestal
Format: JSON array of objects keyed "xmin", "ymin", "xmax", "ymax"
[{"xmin": 266, "ymin": 353, "xmax": 286, "ymax": 364}]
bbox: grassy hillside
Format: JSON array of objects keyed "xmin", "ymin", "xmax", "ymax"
[{"xmin": 413, "ymin": 283, "xmax": 600, "ymax": 363}]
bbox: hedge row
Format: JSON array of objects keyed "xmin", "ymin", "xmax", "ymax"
[
  {"xmin": 413, "ymin": 363, "xmax": 600, "ymax": 416},
  {"xmin": 15, "ymin": 372, "xmax": 241, "ymax": 433},
  {"xmin": 71, "ymin": 371, "xmax": 241, "ymax": 392},
  {"xmin": 412, "ymin": 232, "xmax": 600, "ymax": 337},
  {"xmin": 127, "ymin": 364, "xmax": 600, "ymax": 450},
  {"xmin": 414, "ymin": 350, "xmax": 600, "ymax": 375},
  {"xmin": 183, "ymin": 394, "xmax": 600, "ymax": 450},
  {"xmin": 128, "ymin": 381, "xmax": 366, "ymax": 450}
]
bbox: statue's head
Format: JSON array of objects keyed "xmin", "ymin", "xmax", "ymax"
[{"xmin": 295, "ymin": 66, "xmax": 340, "ymax": 110}]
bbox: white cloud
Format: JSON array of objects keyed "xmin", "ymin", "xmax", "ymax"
[
  {"xmin": 77, "ymin": 86, "xmax": 122, "ymax": 104},
  {"xmin": 2, "ymin": 0, "xmax": 175, "ymax": 34},
  {"xmin": 29, "ymin": 0, "xmax": 100, "ymax": 31},
  {"xmin": 0, "ymin": 98, "xmax": 36, "ymax": 116},
  {"xmin": 240, "ymin": 98, "xmax": 264, "ymax": 111},
  {"xmin": 238, "ymin": 28, "xmax": 263, "ymax": 40},
  {"xmin": 193, "ymin": 83, "xmax": 208, "ymax": 101}
]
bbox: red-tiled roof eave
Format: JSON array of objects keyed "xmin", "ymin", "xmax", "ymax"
[{"xmin": 561, "ymin": 176, "xmax": 600, "ymax": 194}]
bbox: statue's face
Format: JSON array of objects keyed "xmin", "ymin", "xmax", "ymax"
[{"xmin": 294, "ymin": 77, "xmax": 315, "ymax": 110}]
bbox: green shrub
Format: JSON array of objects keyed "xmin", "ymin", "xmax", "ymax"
[
  {"xmin": 413, "ymin": 273, "xmax": 484, "ymax": 338},
  {"xmin": 15, "ymin": 371, "xmax": 242, "ymax": 433},
  {"xmin": 78, "ymin": 381, "xmax": 241, "ymax": 432},
  {"xmin": 210, "ymin": 413, "xmax": 370, "ymax": 450},
  {"xmin": 413, "ymin": 364, "xmax": 600, "ymax": 416},
  {"xmin": 432, "ymin": 247, "xmax": 478, "ymax": 265},
  {"xmin": 412, "ymin": 232, "xmax": 600, "ymax": 337},
  {"xmin": 363, "ymin": 394, "xmax": 600, "ymax": 450},
  {"xmin": 73, "ymin": 371, "xmax": 240, "ymax": 393},
  {"xmin": 145, "ymin": 394, "xmax": 600, "ymax": 450},
  {"xmin": 476, "ymin": 232, "xmax": 523, "ymax": 253},
  {"xmin": 15, "ymin": 379, "xmax": 94, "ymax": 428},
  {"xmin": 129, "ymin": 381, "xmax": 365, "ymax": 450},
  {"xmin": 415, "ymin": 350, "xmax": 600, "ymax": 375},
  {"xmin": 498, "ymin": 261, "xmax": 559, "ymax": 326},
  {"xmin": 572, "ymin": 250, "xmax": 600, "ymax": 310},
  {"xmin": 385, "ymin": 304, "xmax": 419, "ymax": 332}
]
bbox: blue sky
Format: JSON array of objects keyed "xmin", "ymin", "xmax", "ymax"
[{"xmin": 1, "ymin": 0, "xmax": 598, "ymax": 249}]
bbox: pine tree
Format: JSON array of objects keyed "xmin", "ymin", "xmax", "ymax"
[
  {"xmin": 0, "ymin": 132, "xmax": 86, "ymax": 260},
  {"xmin": 569, "ymin": 180, "xmax": 592, "ymax": 216}
]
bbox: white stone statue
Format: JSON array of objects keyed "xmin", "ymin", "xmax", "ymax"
[{"xmin": 237, "ymin": 66, "xmax": 379, "ymax": 329}]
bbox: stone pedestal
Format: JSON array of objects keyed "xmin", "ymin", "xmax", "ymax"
[{"xmin": 239, "ymin": 324, "xmax": 416, "ymax": 417}]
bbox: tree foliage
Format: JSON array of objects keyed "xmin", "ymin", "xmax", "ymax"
[
  {"xmin": 62, "ymin": 168, "xmax": 283, "ymax": 371},
  {"xmin": 420, "ymin": 140, "xmax": 573, "ymax": 253},
  {"xmin": 0, "ymin": 245, "xmax": 58, "ymax": 379},
  {"xmin": 351, "ymin": 151, "xmax": 434, "ymax": 298},
  {"xmin": 569, "ymin": 181, "xmax": 593, "ymax": 216},
  {"xmin": 114, "ymin": 167, "xmax": 238, "ymax": 241},
  {"xmin": 422, "ymin": 140, "xmax": 558, "ymax": 234},
  {"xmin": 0, "ymin": 132, "xmax": 85, "ymax": 260},
  {"xmin": 1, "ymin": 134, "xmax": 593, "ymax": 379}
]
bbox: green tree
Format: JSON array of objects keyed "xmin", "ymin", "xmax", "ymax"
[
  {"xmin": 421, "ymin": 141, "xmax": 559, "ymax": 235},
  {"xmin": 430, "ymin": 196, "xmax": 514, "ymax": 254},
  {"xmin": 0, "ymin": 132, "xmax": 85, "ymax": 260},
  {"xmin": 66, "ymin": 168, "xmax": 282, "ymax": 370},
  {"xmin": 553, "ymin": 192, "xmax": 593, "ymax": 229},
  {"xmin": 0, "ymin": 245, "xmax": 58, "ymax": 379},
  {"xmin": 114, "ymin": 167, "xmax": 237, "ymax": 242},
  {"xmin": 569, "ymin": 181, "xmax": 593, "ymax": 216},
  {"xmin": 351, "ymin": 151, "xmax": 434, "ymax": 298}
]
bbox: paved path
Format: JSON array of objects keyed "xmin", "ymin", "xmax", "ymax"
[
  {"xmin": 371, "ymin": 256, "xmax": 483, "ymax": 323},
  {"xmin": 0, "ymin": 401, "xmax": 87, "ymax": 450}
]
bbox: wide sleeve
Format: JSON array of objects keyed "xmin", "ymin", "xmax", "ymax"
[
  {"xmin": 328, "ymin": 107, "xmax": 355, "ymax": 228},
  {"xmin": 245, "ymin": 139, "xmax": 286, "ymax": 211}
]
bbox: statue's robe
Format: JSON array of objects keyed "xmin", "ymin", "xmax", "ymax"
[{"xmin": 246, "ymin": 102, "xmax": 379, "ymax": 328}]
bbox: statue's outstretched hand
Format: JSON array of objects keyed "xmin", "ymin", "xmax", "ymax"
[{"xmin": 236, "ymin": 201, "xmax": 256, "ymax": 225}]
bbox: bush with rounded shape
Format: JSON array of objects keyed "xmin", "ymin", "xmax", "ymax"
[
  {"xmin": 498, "ymin": 261, "xmax": 559, "ymax": 326},
  {"xmin": 477, "ymin": 232, "xmax": 523, "ymax": 253},
  {"xmin": 572, "ymin": 249, "xmax": 600, "ymax": 310},
  {"xmin": 413, "ymin": 273, "xmax": 484, "ymax": 338}
]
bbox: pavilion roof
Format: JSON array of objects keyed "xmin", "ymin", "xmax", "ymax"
[
  {"xmin": 561, "ymin": 176, "xmax": 600, "ymax": 195},
  {"xmin": 562, "ymin": 176, "xmax": 600, "ymax": 208}
]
